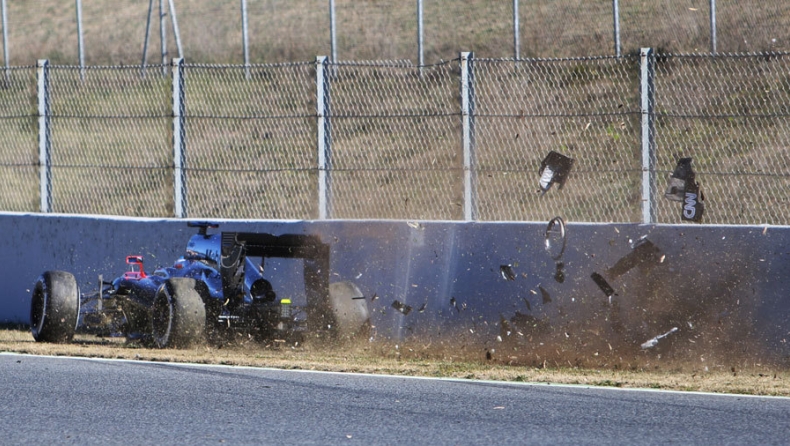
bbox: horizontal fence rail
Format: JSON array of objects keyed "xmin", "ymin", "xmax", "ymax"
[{"xmin": 0, "ymin": 52, "xmax": 789, "ymax": 224}]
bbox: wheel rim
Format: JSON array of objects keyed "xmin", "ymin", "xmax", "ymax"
[
  {"xmin": 151, "ymin": 288, "xmax": 174, "ymax": 346},
  {"xmin": 30, "ymin": 282, "xmax": 47, "ymax": 337}
]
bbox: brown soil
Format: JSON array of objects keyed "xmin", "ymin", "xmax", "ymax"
[{"xmin": 2, "ymin": 328, "xmax": 788, "ymax": 397}]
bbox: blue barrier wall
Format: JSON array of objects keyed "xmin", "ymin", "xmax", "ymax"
[{"xmin": 1, "ymin": 213, "xmax": 789, "ymax": 368}]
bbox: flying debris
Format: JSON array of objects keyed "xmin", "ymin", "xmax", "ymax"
[
  {"xmin": 590, "ymin": 272, "xmax": 616, "ymax": 303},
  {"xmin": 554, "ymin": 262, "xmax": 566, "ymax": 283},
  {"xmin": 521, "ymin": 297, "xmax": 532, "ymax": 311},
  {"xmin": 539, "ymin": 286, "xmax": 552, "ymax": 304},
  {"xmin": 664, "ymin": 158, "xmax": 693, "ymax": 202},
  {"xmin": 544, "ymin": 216, "xmax": 567, "ymax": 260},
  {"xmin": 418, "ymin": 302, "xmax": 427, "ymax": 313},
  {"xmin": 544, "ymin": 217, "xmax": 568, "ymax": 283},
  {"xmin": 665, "ymin": 157, "xmax": 704, "ymax": 222},
  {"xmin": 538, "ymin": 151, "xmax": 575, "ymax": 194},
  {"xmin": 500, "ymin": 264, "xmax": 516, "ymax": 281},
  {"xmin": 606, "ymin": 236, "xmax": 664, "ymax": 281},
  {"xmin": 641, "ymin": 327, "xmax": 679, "ymax": 349},
  {"xmin": 499, "ymin": 314, "xmax": 512, "ymax": 337},
  {"xmin": 450, "ymin": 297, "xmax": 459, "ymax": 312},
  {"xmin": 591, "ymin": 237, "xmax": 665, "ymax": 307},
  {"xmin": 509, "ymin": 311, "xmax": 550, "ymax": 336},
  {"xmin": 391, "ymin": 300, "xmax": 412, "ymax": 316}
]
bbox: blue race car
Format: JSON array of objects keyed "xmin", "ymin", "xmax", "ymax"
[{"xmin": 30, "ymin": 222, "xmax": 370, "ymax": 348}]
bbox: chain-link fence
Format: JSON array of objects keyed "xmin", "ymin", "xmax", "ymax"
[
  {"xmin": 1, "ymin": 52, "xmax": 789, "ymax": 224},
  {"xmin": 0, "ymin": 66, "xmax": 37, "ymax": 212},
  {"xmin": 654, "ymin": 54, "xmax": 790, "ymax": 224},
  {"xmin": 46, "ymin": 65, "xmax": 173, "ymax": 216}
]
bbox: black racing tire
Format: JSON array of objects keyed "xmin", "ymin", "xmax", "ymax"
[
  {"xmin": 30, "ymin": 271, "xmax": 80, "ymax": 343},
  {"xmin": 151, "ymin": 278, "xmax": 206, "ymax": 348},
  {"xmin": 328, "ymin": 281, "xmax": 371, "ymax": 339}
]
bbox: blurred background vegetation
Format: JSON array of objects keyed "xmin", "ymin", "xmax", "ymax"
[{"xmin": 2, "ymin": 0, "xmax": 789, "ymax": 66}]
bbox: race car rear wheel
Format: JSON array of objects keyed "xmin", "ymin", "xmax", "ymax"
[
  {"xmin": 328, "ymin": 281, "xmax": 370, "ymax": 339},
  {"xmin": 30, "ymin": 271, "xmax": 80, "ymax": 343},
  {"xmin": 151, "ymin": 278, "xmax": 206, "ymax": 348}
]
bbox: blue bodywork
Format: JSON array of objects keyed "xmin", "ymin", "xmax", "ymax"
[{"xmin": 79, "ymin": 222, "xmax": 331, "ymax": 341}]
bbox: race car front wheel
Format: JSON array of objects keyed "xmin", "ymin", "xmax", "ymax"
[
  {"xmin": 30, "ymin": 271, "xmax": 80, "ymax": 343},
  {"xmin": 151, "ymin": 278, "xmax": 206, "ymax": 348}
]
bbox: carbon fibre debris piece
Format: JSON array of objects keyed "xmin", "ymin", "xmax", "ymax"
[
  {"xmin": 554, "ymin": 262, "xmax": 566, "ymax": 283},
  {"xmin": 591, "ymin": 272, "xmax": 616, "ymax": 301},
  {"xmin": 500, "ymin": 264, "xmax": 516, "ymax": 281},
  {"xmin": 665, "ymin": 158, "xmax": 695, "ymax": 202},
  {"xmin": 606, "ymin": 237, "xmax": 663, "ymax": 280},
  {"xmin": 539, "ymin": 286, "xmax": 552, "ymax": 304},
  {"xmin": 391, "ymin": 300, "xmax": 412, "ymax": 316},
  {"xmin": 665, "ymin": 157, "xmax": 704, "ymax": 222},
  {"xmin": 538, "ymin": 151, "xmax": 575, "ymax": 194}
]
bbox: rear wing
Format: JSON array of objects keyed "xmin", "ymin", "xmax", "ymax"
[
  {"xmin": 223, "ymin": 232, "xmax": 330, "ymax": 260},
  {"xmin": 219, "ymin": 232, "xmax": 331, "ymax": 310}
]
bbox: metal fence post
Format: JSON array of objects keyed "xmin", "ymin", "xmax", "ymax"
[
  {"xmin": 612, "ymin": 0, "xmax": 621, "ymax": 57},
  {"xmin": 141, "ymin": 0, "xmax": 154, "ymax": 78},
  {"xmin": 640, "ymin": 48, "xmax": 656, "ymax": 224},
  {"xmin": 2, "ymin": 0, "xmax": 9, "ymax": 85},
  {"xmin": 461, "ymin": 52, "xmax": 477, "ymax": 221},
  {"xmin": 76, "ymin": 0, "xmax": 85, "ymax": 81},
  {"xmin": 241, "ymin": 0, "xmax": 250, "ymax": 79},
  {"xmin": 710, "ymin": 0, "xmax": 717, "ymax": 54},
  {"xmin": 513, "ymin": 0, "xmax": 520, "ymax": 59},
  {"xmin": 159, "ymin": 0, "xmax": 167, "ymax": 77},
  {"xmin": 167, "ymin": 0, "xmax": 183, "ymax": 59},
  {"xmin": 329, "ymin": 0, "xmax": 337, "ymax": 63},
  {"xmin": 417, "ymin": 0, "xmax": 423, "ymax": 73},
  {"xmin": 316, "ymin": 56, "xmax": 332, "ymax": 219},
  {"xmin": 37, "ymin": 59, "xmax": 52, "ymax": 213},
  {"xmin": 172, "ymin": 57, "xmax": 187, "ymax": 218}
]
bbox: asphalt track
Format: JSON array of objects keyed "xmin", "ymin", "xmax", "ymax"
[{"xmin": 1, "ymin": 353, "xmax": 789, "ymax": 445}]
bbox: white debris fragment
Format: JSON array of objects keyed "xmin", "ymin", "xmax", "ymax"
[
  {"xmin": 539, "ymin": 166, "xmax": 555, "ymax": 191},
  {"xmin": 500, "ymin": 264, "xmax": 516, "ymax": 281},
  {"xmin": 641, "ymin": 327, "xmax": 679, "ymax": 349}
]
